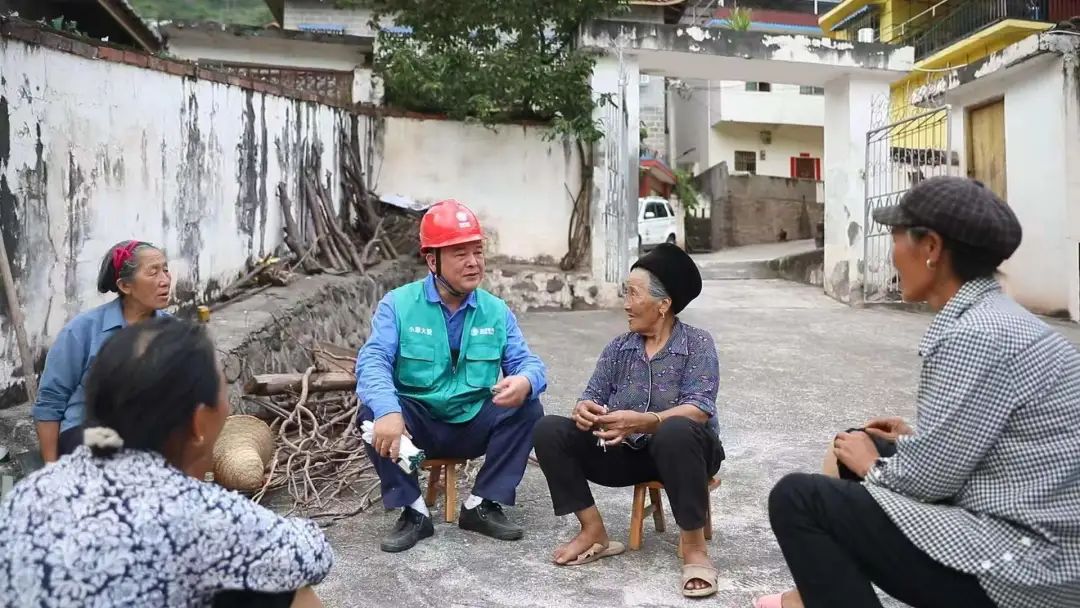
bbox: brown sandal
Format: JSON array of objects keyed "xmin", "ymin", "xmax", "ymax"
[
  {"xmin": 561, "ymin": 541, "xmax": 626, "ymax": 566},
  {"xmin": 681, "ymin": 563, "xmax": 718, "ymax": 598}
]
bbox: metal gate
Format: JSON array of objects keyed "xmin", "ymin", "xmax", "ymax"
[
  {"xmin": 863, "ymin": 106, "xmax": 955, "ymax": 302},
  {"xmin": 599, "ymin": 48, "xmax": 633, "ymax": 284}
]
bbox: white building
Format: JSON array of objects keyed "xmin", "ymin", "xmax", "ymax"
[
  {"xmin": 923, "ymin": 31, "xmax": 1080, "ymax": 320},
  {"xmin": 671, "ymin": 79, "xmax": 825, "ymax": 179},
  {"xmin": 160, "ymin": 21, "xmax": 376, "ymax": 104}
]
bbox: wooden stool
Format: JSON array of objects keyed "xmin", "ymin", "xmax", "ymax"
[
  {"xmin": 421, "ymin": 458, "xmax": 467, "ymax": 523},
  {"xmin": 629, "ymin": 478, "xmax": 721, "ymax": 556}
]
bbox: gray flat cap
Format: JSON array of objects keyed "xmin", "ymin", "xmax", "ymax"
[{"xmin": 872, "ymin": 176, "xmax": 1022, "ymax": 260}]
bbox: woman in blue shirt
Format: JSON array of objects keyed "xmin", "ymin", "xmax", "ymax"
[{"xmin": 32, "ymin": 240, "xmax": 171, "ymax": 461}]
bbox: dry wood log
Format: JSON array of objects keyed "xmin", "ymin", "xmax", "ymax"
[
  {"xmin": 313, "ymin": 342, "xmax": 357, "ymax": 374},
  {"xmin": 245, "ymin": 371, "xmax": 356, "ymax": 396},
  {"xmin": 0, "ymin": 229, "xmax": 36, "ymax": 403},
  {"xmin": 316, "ymin": 193, "xmax": 365, "ymax": 271},
  {"xmin": 303, "ymin": 177, "xmax": 346, "ymax": 271},
  {"xmin": 278, "ymin": 184, "xmax": 322, "ymax": 274}
]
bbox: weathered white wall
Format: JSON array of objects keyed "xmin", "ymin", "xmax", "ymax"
[
  {"xmin": 670, "ymin": 78, "xmax": 711, "ymax": 173},
  {"xmin": 374, "ymin": 116, "xmax": 582, "ymax": 263},
  {"xmin": 0, "ymin": 38, "xmax": 345, "ymax": 386},
  {"xmin": 947, "ymin": 56, "xmax": 1073, "ymax": 317},
  {"xmin": 715, "ymin": 81, "xmax": 825, "ymax": 127},
  {"xmin": 710, "ymin": 122, "xmax": 824, "ymax": 178},
  {"xmin": 822, "ymin": 75, "xmax": 892, "ymax": 302}
]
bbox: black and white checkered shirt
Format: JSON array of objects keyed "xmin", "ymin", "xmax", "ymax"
[{"xmin": 865, "ymin": 279, "xmax": 1080, "ymax": 608}]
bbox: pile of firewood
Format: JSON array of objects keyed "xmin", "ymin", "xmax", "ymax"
[
  {"xmin": 244, "ymin": 343, "xmax": 380, "ymax": 522},
  {"xmin": 278, "ymin": 127, "xmax": 420, "ymax": 277}
]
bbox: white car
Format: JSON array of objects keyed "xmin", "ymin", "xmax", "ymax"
[{"xmin": 638, "ymin": 197, "xmax": 677, "ymax": 252}]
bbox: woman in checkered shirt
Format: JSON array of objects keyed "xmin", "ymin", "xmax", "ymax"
[{"xmin": 756, "ymin": 177, "xmax": 1080, "ymax": 608}]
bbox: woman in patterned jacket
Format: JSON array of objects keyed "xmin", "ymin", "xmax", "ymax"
[
  {"xmin": 0, "ymin": 317, "xmax": 334, "ymax": 607},
  {"xmin": 533, "ymin": 243, "xmax": 725, "ymax": 598},
  {"xmin": 757, "ymin": 176, "xmax": 1080, "ymax": 608}
]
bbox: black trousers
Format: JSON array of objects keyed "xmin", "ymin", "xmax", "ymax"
[
  {"xmin": 533, "ymin": 415, "xmax": 724, "ymax": 530},
  {"xmin": 768, "ymin": 473, "xmax": 997, "ymax": 608},
  {"xmin": 58, "ymin": 426, "xmax": 83, "ymax": 456}
]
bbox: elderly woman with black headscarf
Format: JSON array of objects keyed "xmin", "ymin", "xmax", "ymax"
[
  {"xmin": 534, "ymin": 243, "xmax": 724, "ymax": 598},
  {"xmin": 756, "ymin": 176, "xmax": 1080, "ymax": 608}
]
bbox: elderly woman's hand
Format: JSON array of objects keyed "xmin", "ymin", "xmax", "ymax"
[
  {"xmin": 593, "ymin": 410, "xmax": 650, "ymax": 447},
  {"xmin": 834, "ymin": 431, "xmax": 881, "ymax": 478},
  {"xmin": 863, "ymin": 416, "xmax": 913, "ymax": 442},
  {"xmin": 572, "ymin": 400, "xmax": 606, "ymax": 431}
]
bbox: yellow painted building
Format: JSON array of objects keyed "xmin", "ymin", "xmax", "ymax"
[{"xmin": 819, "ymin": 0, "xmax": 1067, "ymax": 136}]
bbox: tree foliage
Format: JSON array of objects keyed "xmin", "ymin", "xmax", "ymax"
[
  {"xmin": 128, "ymin": 0, "xmax": 272, "ymax": 25},
  {"xmin": 367, "ymin": 0, "xmax": 626, "ymax": 143}
]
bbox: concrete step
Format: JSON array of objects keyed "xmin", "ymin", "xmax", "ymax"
[{"xmin": 697, "ymin": 261, "xmax": 780, "ymax": 281}]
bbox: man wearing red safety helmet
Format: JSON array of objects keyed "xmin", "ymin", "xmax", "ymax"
[{"xmin": 355, "ymin": 199, "xmax": 547, "ymax": 552}]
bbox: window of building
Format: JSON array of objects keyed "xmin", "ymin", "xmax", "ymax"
[
  {"xmin": 799, "ymin": 86, "xmax": 825, "ymax": 96},
  {"xmin": 734, "ymin": 151, "xmax": 757, "ymax": 174},
  {"xmin": 745, "ymin": 82, "xmax": 772, "ymax": 92}
]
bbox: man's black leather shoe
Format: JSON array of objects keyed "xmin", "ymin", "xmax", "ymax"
[
  {"xmin": 380, "ymin": 507, "xmax": 434, "ymax": 553},
  {"xmin": 458, "ymin": 499, "xmax": 524, "ymax": 541}
]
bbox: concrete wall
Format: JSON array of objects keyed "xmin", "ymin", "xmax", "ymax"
[
  {"xmin": 697, "ymin": 164, "xmax": 823, "ymax": 249},
  {"xmin": 0, "ymin": 26, "xmax": 585, "ymax": 401},
  {"xmin": 374, "ymin": 116, "xmax": 582, "ymax": 265},
  {"xmin": 946, "ymin": 55, "xmax": 1073, "ymax": 317},
  {"xmin": 639, "ymin": 75, "xmax": 668, "ymax": 158},
  {"xmin": 670, "ymin": 78, "xmax": 711, "ymax": 173},
  {"xmin": 710, "ymin": 122, "xmax": 824, "ymax": 179},
  {"xmin": 715, "ymin": 81, "xmax": 825, "ymax": 127},
  {"xmin": 0, "ymin": 34, "xmax": 346, "ymax": 393}
]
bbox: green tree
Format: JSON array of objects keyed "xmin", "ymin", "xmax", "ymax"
[{"xmin": 367, "ymin": 0, "xmax": 626, "ymax": 143}]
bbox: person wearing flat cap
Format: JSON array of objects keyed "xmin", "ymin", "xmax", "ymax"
[
  {"xmin": 533, "ymin": 243, "xmax": 725, "ymax": 598},
  {"xmin": 757, "ymin": 176, "xmax": 1080, "ymax": 608}
]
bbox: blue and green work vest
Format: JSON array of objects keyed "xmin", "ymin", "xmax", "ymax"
[{"xmin": 391, "ymin": 280, "xmax": 508, "ymax": 422}]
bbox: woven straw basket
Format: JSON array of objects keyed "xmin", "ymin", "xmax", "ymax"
[{"xmin": 212, "ymin": 415, "xmax": 274, "ymax": 492}]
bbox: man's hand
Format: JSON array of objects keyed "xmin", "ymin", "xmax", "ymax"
[
  {"xmin": 571, "ymin": 400, "xmax": 606, "ymax": 431},
  {"xmin": 593, "ymin": 410, "xmax": 649, "ymax": 447},
  {"xmin": 834, "ymin": 431, "xmax": 881, "ymax": 478},
  {"xmin": 863, "ymin": 416, "xmax": 913, "ymax": 442},
  {"xmin": 373, "ymin": 413, "xmax": 406, "ymax": 460},
  {"xmin": 492, "ymin": 375, "xmax": 532, "ymax": 408}
]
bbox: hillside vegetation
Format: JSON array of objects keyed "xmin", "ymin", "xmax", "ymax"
[{"xmin": 127, "ymin": 0, "xmax": 273, "ymax": 25}]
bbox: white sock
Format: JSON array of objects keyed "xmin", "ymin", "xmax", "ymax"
[
  {"xmin": 464, "ymin": 494, "xmax": 484, "ymax": 510},
  {"xmin": 408, "ymin": 496, "xmax": 430, "ymax": 517}
]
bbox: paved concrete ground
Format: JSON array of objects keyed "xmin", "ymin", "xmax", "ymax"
[
  {"xmin": 318, "ymin": 281, "xmax": 903, "ymax": 607},
  {"xmin": 317, "ymin": 279, "xmax": 1080, "ymax": 608},
  {"xmin": 693, "ymin": 241, "xmax": 818, "ymax": 280}
]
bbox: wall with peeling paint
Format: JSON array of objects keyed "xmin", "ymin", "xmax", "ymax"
[
  {"xmin": 0, "ymin": 37, "xmax": 345, "ymax": 391},
  {"xmin": 945, "ymin": 54, "xmax": 1075, "ymax": 318},
  {"xmin": 374, "ymin": 116, "xmax": 583, "ymax": 264}
]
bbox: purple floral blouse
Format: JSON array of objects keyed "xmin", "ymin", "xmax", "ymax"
[{"xmin": 581, "ymin": 320, "xmax": 720, "ymax": 448}]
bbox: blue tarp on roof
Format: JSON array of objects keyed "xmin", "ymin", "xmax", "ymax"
[
  {"xmin": 706, "ymin": 19, "xmax": 823, "ymax": 35},
  {"xmin": 829, "ymin": 5, "xmax": 877, "ymax": 32}
]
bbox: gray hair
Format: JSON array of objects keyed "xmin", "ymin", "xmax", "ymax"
[
  {"xmin": 640, "ymin": 269, "xmax": 671, "ymax": 302},
  {"xmin": 96, "ymin": 241, "xmax": 162, "ymax": 295}
]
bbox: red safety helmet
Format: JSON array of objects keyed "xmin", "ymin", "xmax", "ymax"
[{"xmin": 419, "ymin": 199, "xmax": 484, "ymax": 250}]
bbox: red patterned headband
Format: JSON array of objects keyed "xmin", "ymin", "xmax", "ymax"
[{"xmin": 111, "ymin": 241, "xmax": 141, "ymax": 276}]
